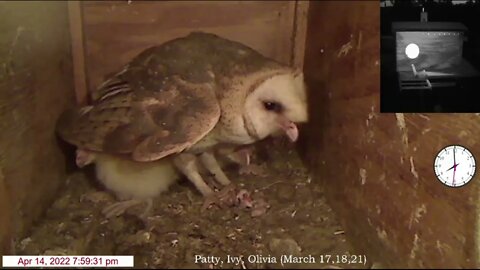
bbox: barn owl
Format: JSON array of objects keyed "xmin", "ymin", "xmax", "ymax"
[{"xmin": 56, "ymin": 32, "xmax": 308, "ymax": 217}]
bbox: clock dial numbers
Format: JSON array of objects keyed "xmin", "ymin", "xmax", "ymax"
[{"xmin": 434, "ymin": 145, "xmax": 476, "ymax": 188}]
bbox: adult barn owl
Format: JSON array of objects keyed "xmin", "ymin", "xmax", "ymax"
[{"xmin": 57, "ymin": 32, "xmax": 308, "ymax": 217}]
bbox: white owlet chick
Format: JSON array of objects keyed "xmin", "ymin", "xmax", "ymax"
[
  {"xmin": 74, "ymin": 149, "xmax": 179, "ymax": 218},
  {"xmin": 74, "ymin": 146, "xmax": 251, "ymax": 217},
  {"xmin": 56, "ymin": 32, "xmax": 308, "ymax": 217}
]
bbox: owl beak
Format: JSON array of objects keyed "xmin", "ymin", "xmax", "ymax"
[{"xmin": 277, "ymin": 115, "xmax": 299, "ymax": 142}]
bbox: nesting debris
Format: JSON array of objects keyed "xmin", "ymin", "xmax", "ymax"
[
  {"xmin": 251, "ymin": 192, "xmax": 270, "ymax": 217},
  {"xmin": 15, "ymin": 140, "xmax": 366, "ymax": 269},
  {"xmin": 201, "ymin": 183, "xmax": 252, "ymax": 211},
  {"xmin": 239, "ymin": 163, "xmax": 269, "ymax": 177}
]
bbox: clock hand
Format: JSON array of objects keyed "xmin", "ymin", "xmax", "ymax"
[
  {"xmin": 452, "ymin": 149, "xmax": 459, "ymax": 185},
  {"xmin": 453, "ymin": 163, "xmax": 457, "ymax": 185},
  {"xmin": 453, "ymin": 146, "xmax": 456, "ymax": 168},
  {"xmin": 446, "ymin": 163, "xmax": 459, "ymax": 172}
]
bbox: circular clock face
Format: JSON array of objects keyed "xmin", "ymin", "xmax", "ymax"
[{"xmin": 434, "ymin": 145, "xmax": 476, "ymax": 188}]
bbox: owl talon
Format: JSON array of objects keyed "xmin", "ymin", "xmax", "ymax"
[
  {"xmin": 234, "ymin": 147, "xmax": 253, "ymax": 166},
  {"xmin": 201, "ymin": 183, "xmax": 237, "ymax": 211},
  {"xmin": 201, "ymin": 184, "xmax": 253, "ymax": 211}
]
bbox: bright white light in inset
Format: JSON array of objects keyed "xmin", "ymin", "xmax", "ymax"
[{"xmin": 405, "ymin": 43, "xmax": 420, "ymax": 59}]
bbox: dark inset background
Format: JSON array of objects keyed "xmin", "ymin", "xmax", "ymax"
[{"xmin": 380, "ymin": 0, "xmax": 480, "ymax": 113}]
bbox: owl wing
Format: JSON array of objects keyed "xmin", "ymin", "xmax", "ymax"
[{"xmin": 56, "ymin": 68, "xmax": 220, "ymax": 162}]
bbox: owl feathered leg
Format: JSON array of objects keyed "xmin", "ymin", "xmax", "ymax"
[
  {"xmin": 173, "ymin": 152, "xmax": 248, "ymax": 210},
  {"xmin": 173, "ymin": 153, "xmax": 214, "ymax": 196},
  {"xmin": 199, "ymin": 150, "xmax": 254, "ymax": 210},
  {"xmin": 199, "ymin": 151, "xmax": 231, "ymax": 186}
]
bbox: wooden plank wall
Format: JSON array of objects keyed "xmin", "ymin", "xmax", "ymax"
[
  {"xmin": 0, "ymin": 171, "xmax": 12, "ymax": 256},
  {"xmin": 68, "ymin": 1, "xmax": 89, "ymax": 106},
  {"xmin": 300, "ymin": 1, "xmax": 480, "ymax": 268},
  {"xmin": 71, "ymin": 0, "xmax": 307, "ymax": 100},
  {"xmin": 0, "ymin": 1, "xmax": 75, "ymax": 253}
]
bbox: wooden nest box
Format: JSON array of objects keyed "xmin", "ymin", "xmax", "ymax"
[
  {"xmin": 392, "ymin": 22, "xmax": 467, "ymax": 74},
  {"xmin": 392, "ymin": 21, "xmax": 479, "ymax": 90}
]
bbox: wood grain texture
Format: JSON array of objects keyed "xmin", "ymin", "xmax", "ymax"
[
  {"xmin": 0, "ymin": 2, "xmax": 75, "ymax": 240},
  {"xmin": 68, "ymin": 1, "xmax": 89, "ymax": 105},
  {"xmin": 0, "ymin": 169, "xmax": 12, "ymax": 256},
  {"xmin": 292, "ymin": 1, "xmax": 309, "ymax": 69},
  {"xmin": 81, "ymin": 0, "xmax": 298, "ymax": 92},
  {"xmin": 396, "ymin": 31, "xmax": 463, "ymax": 72},
  {"xmin": 301, "ymin": 1, "xmax": 479, "ymax": 268}
]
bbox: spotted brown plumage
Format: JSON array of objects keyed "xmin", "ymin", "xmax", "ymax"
[
  {"xmin": 57, "ymin": 32, "xmax": 286, "ymax": 161},
  {"xmin": 55, "ymin": 32, "xmax": 308, "ymax": 218}
]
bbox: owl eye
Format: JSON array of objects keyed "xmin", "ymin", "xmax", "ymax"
[{"xmin": 263, "ymin": 101, "xmax": 283, "ymax": 113}]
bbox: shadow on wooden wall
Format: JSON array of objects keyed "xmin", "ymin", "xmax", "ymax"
[{"xmin": 300, "ymin": 1, "xmax": 480, "ymax": 268}]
